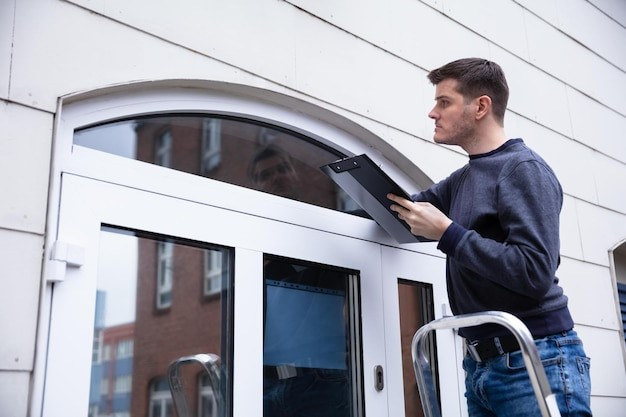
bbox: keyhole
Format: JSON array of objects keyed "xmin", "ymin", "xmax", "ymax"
[{"xmin": 374, "ymin": 365, "xmax": 384, "ymax": 391}]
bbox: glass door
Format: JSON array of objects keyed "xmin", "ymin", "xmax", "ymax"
[
  {"xmin": 381, "ymin": 247, "xmax": 466, "ymax": 417},
  {"xmin": 42, "ymin": 173, "xmax": 389, "ymax": 417}
]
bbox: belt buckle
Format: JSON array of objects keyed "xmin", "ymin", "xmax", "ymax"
[
  {"xmin": 276, "ymin": 364, "xmax": 297, "ymax": 380},
  {"xmin": 467, "ymin": 341, "xmax": 483, "ymax": 362}
]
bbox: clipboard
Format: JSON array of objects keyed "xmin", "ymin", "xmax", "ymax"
[{"xmin": 321, "ymin": 154, "xmax": 431, "ymax": 243}]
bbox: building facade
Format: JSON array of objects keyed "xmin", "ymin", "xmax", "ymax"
[{"xmin": 1, "ymin": 0, "xmax": 625, "ymax": 416}]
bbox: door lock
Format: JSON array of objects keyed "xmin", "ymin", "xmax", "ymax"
[{"xmin": 374, "ymin": 365, "xmax": 384, "ymax": 391}]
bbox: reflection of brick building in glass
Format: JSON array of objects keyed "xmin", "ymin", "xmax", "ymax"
[
  {"xmin": 131, "ymin": 234, "xmax": 229, "ymax": 417},
  {"xmin": 133, "ymin": 116, "xmax": 343, "ymax": 210},
  {"xmin": 90, "ymin": 291, "xmax": 135, "ymax": 417},
  {"xmin": 125, "ymin": 116, "xmax": 352, "ymax": 416}
]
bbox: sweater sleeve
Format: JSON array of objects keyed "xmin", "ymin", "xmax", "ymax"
[{"xmin": 443, "ymin": 160, "xmax": 563, "ymax": 300}]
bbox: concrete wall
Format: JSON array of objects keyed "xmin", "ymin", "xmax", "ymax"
[{"xmin": 1, "ymin": 0, "xmax": 625, "ymax": 415}]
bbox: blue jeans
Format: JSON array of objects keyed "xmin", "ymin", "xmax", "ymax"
[{"xmin": 462, "ymin": 330, "xmax": 592, "ymax": 417}]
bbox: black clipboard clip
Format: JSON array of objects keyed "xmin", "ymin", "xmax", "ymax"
[{"xmin": 321, "ymin": 154, "xmax": 432, "ymax": 243}]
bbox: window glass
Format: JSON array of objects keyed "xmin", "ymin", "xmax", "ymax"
[
  {"xmin": 74, "ymin": 115, "xmax": 365, "ymax": 214},
  {"xmin": 618, "ymin": 282, "xmax": 626, "ymax": 345},
  {"xmin": 263, "ymin": 255, "xmax": 362, "ymax": 417},
  {"xmin": 397, "ymin": 280, "xmax": 439, "ymax": 416},
  {"xmin": 89, "ymin": 227, "xmax": 234, "ymax": 417}
]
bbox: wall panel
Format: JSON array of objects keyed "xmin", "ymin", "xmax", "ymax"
[
  {"xmin": 560, "ymin": 195, "xmax": 585, "ymax": 260},
  {"xmin": 0, "ymin": 0, "xmax": 14, "ymax": 100},
  {"xmin": 0, "ymin": 102, "xmax": 52, "ymax": 233},
  {"xmin": 577, "ymin": 325, "xmax": 626, "ymax": 397},
  {"xmin": 577, "ymin": 200, "xmax": 626, "ymax": 266},
  {"xmin": 558, "ymin": 258, "xmax": 619, "ymax": 330},
  {"xmin": 593, "ymin": 153, "xmax": 626, "ymax": 214},
  {"xmin": 566, "ymin": 86, "xmax": 626, "ymax": 163},
  {"xmin": 0, "ymin": 229, "xmax": 42, "ymax": 371},
  {"xmin": 10, "ymin": 0, "xmax": 258, "ymax": 111},
  {"xmin": 0, "ymin": 371, "xmax": 29, "ymax": 417}
]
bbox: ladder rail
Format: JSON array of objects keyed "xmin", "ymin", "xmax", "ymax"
[
  {"xmin": 168, "ymin": 353, "xmax": 222, "ymax": 417},
  {"xmin": 411, "ymin": 311, "xmax": 562, "ymax": 417}
]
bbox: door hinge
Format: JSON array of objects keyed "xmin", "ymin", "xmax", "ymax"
[{"xmin": 46, "ymin": 241, "xmax": 85, "ymax": 283}]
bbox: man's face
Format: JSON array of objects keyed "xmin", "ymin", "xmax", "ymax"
[
  {"xmin": 253, "ymin": 155, "xmax": 300, "ymax": 199},
  {"xmin": 428, "ymin": 78, "xmax": 476, "ymax": 147}
]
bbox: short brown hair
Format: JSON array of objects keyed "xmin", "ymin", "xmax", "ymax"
[{"xmin": 427, "ymin": 58, "xmax": 509, "ymax": 124}]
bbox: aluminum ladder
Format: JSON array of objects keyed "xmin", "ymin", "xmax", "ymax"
[
  {"xmin": 411, "ymin": 311, "xmax": 562, "ymax": 417},
  {"xmin": 168, "ymin": 353, "xmax": 222, "ymax": 417}
]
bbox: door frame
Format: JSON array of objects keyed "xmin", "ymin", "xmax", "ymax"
[{"xmin": 33, "ymin": 84, "xmax": 457, "ymax": 417}]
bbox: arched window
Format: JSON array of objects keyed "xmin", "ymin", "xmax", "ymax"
[{"xmin": 74, "ymin": 115, "xmax": 365, "ymax": 215}]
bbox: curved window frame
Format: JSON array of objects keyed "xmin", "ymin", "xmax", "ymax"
[{"xmin": 52, "ymin": 84, "xmax": 425, "ymax": 245}]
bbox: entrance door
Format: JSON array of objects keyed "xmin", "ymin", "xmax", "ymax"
[
  {"xmin": 42, "ymin": 174, "xmax": 395, "ymax": 417},
  {"xmin": 382, "ymin": 247, "xmax": 465, "ymax": 417}
]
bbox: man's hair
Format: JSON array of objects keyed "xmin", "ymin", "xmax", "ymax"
[{"xmin": 427, "ymin": 58, "xmax": 509, "ymax": 124}]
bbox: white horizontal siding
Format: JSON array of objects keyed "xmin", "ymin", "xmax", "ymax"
[
  {"xmin": 560, "ymin": 195, "xmax": 585, "ymax": 260},
  {"xmin": 0, "ymin": 229, "xmax": 42, "ymax": 371},
  {"xmin": 577, "ymin": 325, "xmax": 626, "ymax": 398},
  {"xmin": 0, "ymin": 371, "xmax": 30, "ymax": 417},
  {"xmin": 558, "ymin": 258, "xmax": 620, "ymax": 330},
  {"xmin": 0, "ymin": 0, "xmax": 13, "ymax": 99},
  {"xmin": 567, "ymin": 86, "xmax": 626, "ymax": 163},
  {"xmin": 577, "ymin": 199, "xmax": 626, "ymax": 266},
  {"xmin": 0, "ymin": 102, "xmax": 52, "ymax": 233},
  {"xmin": 520, "ymin": 0, "xmax": 626, "ymax": 69}
]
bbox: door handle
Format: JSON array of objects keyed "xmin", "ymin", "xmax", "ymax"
[{"xmin": 168, "ymin": 353, "xmax": 222, "ymax": 417}]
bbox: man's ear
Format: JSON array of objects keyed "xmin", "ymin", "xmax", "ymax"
[{"xmin": 475, "ymin": 95, "xmax": 492, "ymax": 120}]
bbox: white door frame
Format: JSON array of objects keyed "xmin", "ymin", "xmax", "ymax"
[{"xmin": 34, "ymin": 84, "xmax": 459, "ymax": 417}]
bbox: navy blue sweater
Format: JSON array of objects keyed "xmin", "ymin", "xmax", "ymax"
[{"xmin": 414, "ymin": 139, "xmax": 573, "ymax": 340}]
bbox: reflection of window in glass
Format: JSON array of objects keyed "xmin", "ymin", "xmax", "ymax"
[
  {"xmin": 262, "ymin": 255, "xmax": 363, "ymax": 417},
  {"xmin": 199, "ymin": 373, "xmax": 217, "ymax": 417},
  {"xmin": 157, "ymin": 241, "xmax": 174, "ymax": 309},
  {"xmin": 397, "ymin": 280, "xmax": 438, "ymax": 417},
  {"xmin": 102, "ymin": 344, "xmax": 111, "ymax": 362},
  {"xmin": 149, "ymin": 378, "xmax": 173, "ymax": 417},
  {"xmin": 204, "ymin": 249, "xmax": 226, "ymax": 297},
  {"xmin": 155, "ymin": 130, "xmax": 172, "ymax": 167},
  {"xmin": 115, "ymin": 375, "xmax": 133, "ymax": 394},
  {"xmin": 117, "ymin": 339, "xmax": 134, "ymax": 359},
  {"xmin": 92, "ymin": 330, "xmax": 103, "ymax": 363},
  {"xmin": 201, "ymin": 119, "xmax": 222, "ymax": 173},
  {"xmin": 74, "ymin": 115, "xmax": 367, "ymax": 216},
  {"xmin": 100, "ymin": 379, "xmax": 109, "ymax": 395}
]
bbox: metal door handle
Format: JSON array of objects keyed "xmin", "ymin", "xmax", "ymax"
[{"xmin": 168, "ymin": 353, "xmax": 222, "ymax": 417}]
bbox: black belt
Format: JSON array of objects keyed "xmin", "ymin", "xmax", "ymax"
[{"xmin": 467, "ymin": 334, "xmax": 520, "ymax": 362}]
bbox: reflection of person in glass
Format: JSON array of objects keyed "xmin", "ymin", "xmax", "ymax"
[
  {"xmin": 261, "ymin": 260, "xmax": 351, "ymax": 417},
  {"xmin": 248, "ymin": 144, "xmax": 301, "ymax": 200}
]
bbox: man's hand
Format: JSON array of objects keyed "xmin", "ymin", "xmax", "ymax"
[{"xmin": 387, "ymin": 193, "xmax": 453, "ymax": 241}]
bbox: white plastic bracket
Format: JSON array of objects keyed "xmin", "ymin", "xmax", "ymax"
[{"xmin": 46, "ymin": 241, "xmax": 85, "ymax": 283}]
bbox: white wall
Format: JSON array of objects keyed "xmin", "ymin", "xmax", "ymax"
[{"xmin": 1, "ymin": 0, "xmax": 625, "ymax": 415}]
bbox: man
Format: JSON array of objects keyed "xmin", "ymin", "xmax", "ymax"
[{"xmin": 388, "ymin": 58, "xmax": 592, "ymax": 416}]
